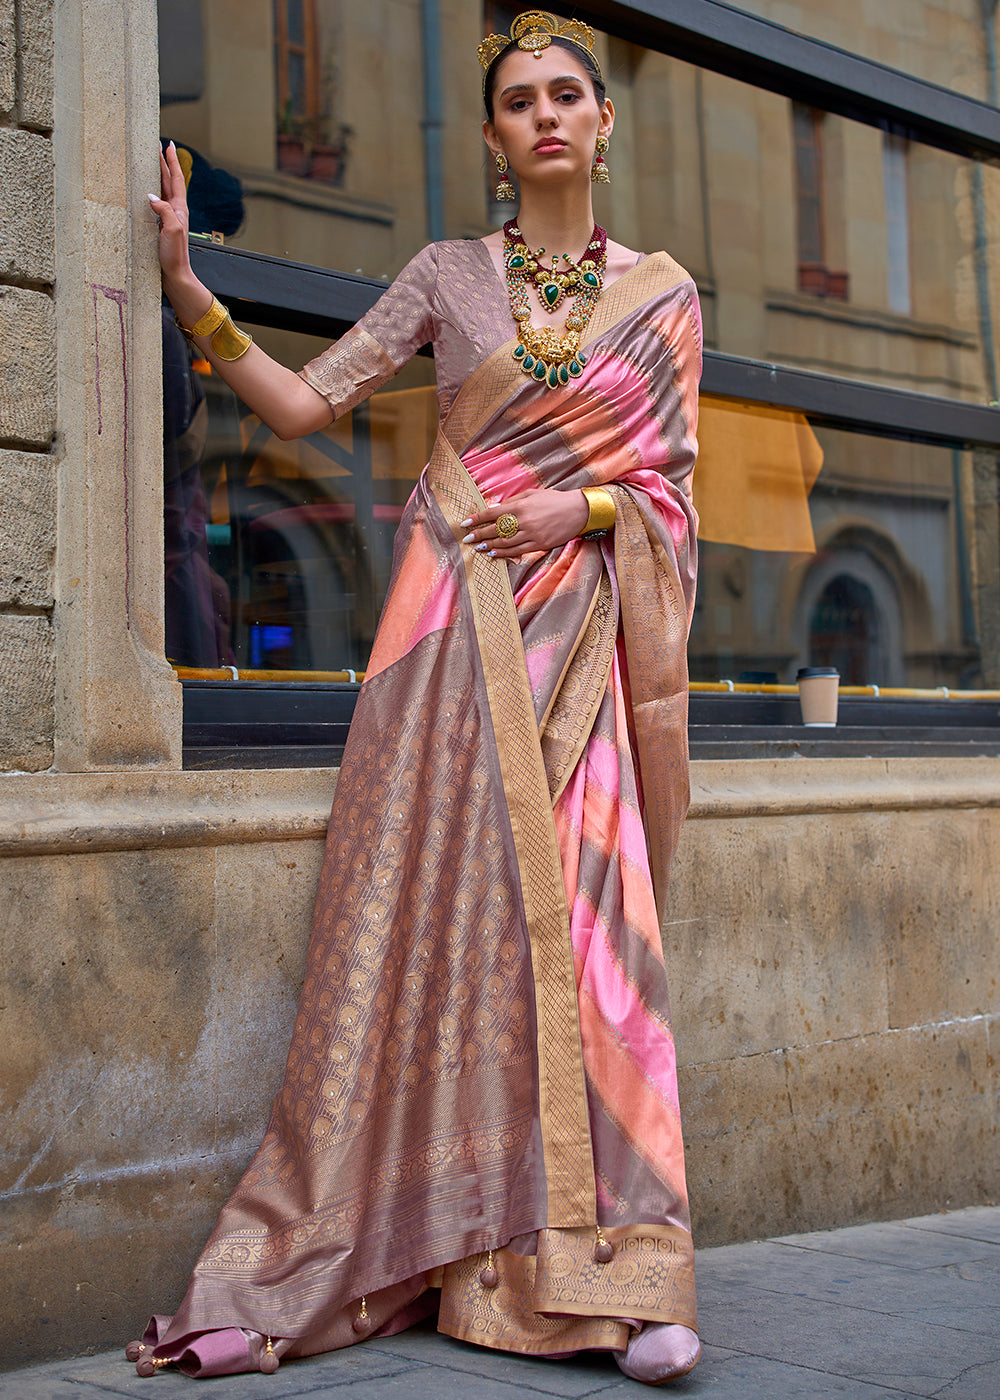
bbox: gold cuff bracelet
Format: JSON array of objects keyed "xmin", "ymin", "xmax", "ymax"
[
  {"xmin": 176, "ymin": 296, "xmax": 253, "ymax": 361},
  {"xmin": 210, "ymin": 315, "xmax": 253, "ymax": 361},
  {"xmin": 581, "ymin": 486, "xmax": 616, "ymax": 537}
]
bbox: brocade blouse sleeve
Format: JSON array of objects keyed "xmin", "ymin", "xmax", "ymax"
[{"xmin": 298, "ymin": 244, "xmax": 438, "ymax": 418}]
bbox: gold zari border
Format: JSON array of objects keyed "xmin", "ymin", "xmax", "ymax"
[
  {"xmin": 438, "ymin": 1222, "xmax": 697, "ymax": 1352},
  {"xmin": 427, "ymin": 431, "xmax": 596, "ymax": 1227}
]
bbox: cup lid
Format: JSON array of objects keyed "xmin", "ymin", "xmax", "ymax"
[{"xmin": 797, "ymin": 667, "xmax": 840, "ymax": 679}]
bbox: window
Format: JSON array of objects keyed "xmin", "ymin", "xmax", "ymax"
[
  {"xmin": 273, "ymin": 1, "xmax": 319, "ymax": 141},
  {"xmin": 883, "ymin": 133, "xmax": 912, "ymax": 316},
  {"xmin": 159, "ymin": 0, "xmax": 1000, "ymax": 762},
  {"xmin": 793, "ymin": 104, "xmax": 847, "ymax": 300}
]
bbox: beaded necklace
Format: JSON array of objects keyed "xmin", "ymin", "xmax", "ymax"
[{"xmin": 503, "ymin": 219, "xmax": 607, "ymax": 388}]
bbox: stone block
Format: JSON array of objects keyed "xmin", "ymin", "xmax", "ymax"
[
  {"xmin": 680, "ymin": 1049, "xmax": 800, "ymax": 1247},
  {"xmin": 0, "ymin": 1, "xmax": 14, "ymax": 115},
  {"xmin": 0, "ymin": 839, "xmax": 320, "ymax": 1208},
  {"xmin": 210, "ymin": 841, "xmax": 317, "ymax": 1135},
  {"xmin": 0, "ymin": 835, "xmax": 321, "ymax": 1364},
  {"xmin": 667, "ymin": 809, "xmax": 890, "ymax": 1063},
  {"xmin": 883, "ymin": 810, "xmax": 1000, "ymax": 1028},
  {"xmin": 0, "ymin": 448, "xmax": 55, "ymax": 607},
  {"xmin": 0, "ymin": 127, "xmax": 54, "ymax": 281},
  {"xmin": 0, "ymin": 286, "xmax": 56, "ymax": 446},
  {"xmin": 680, "ymin": 1017, "xmax": 997, "ymax": 1248},
  {"xmin": 0, "ymin": 614, "xmax": 53, "ymax": 770},
  {"xmin": 19, "ymin": 0, "xmax": 54, "ymax": 131},
  {"xmin": 1, "ymin": 846, "xmax": 220, "ymax": 1181},
  {"xmin": 784, "ymin": 1020, "xmax": 996, "ymax": 1227}
]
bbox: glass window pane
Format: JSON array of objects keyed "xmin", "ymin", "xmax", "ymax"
[
  {"xmin": 286, "ymin": 0, "xmax": 306, "ymax": 47},
  {"xmin": 287, "ymin": 49, "xmax": 306, "ymax": 118},
  {"xmin": 691, "ymin": 396, "xmax": 997, "ymax": 690},
  {"xmin": 163, "ymin": 319, "xmax": 436, "ymax": 675},
  {"xmin": 155, "ymin": 2, "xmax": 997, "ymax": 398},
  {"xmin": 731, "ymin": 0, "xmax": 996, "ymax": 93}
]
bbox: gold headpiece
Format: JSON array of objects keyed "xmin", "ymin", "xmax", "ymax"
[{"xmin": 478, "ymin": 11, "xmax": 602, "ymax": 85}]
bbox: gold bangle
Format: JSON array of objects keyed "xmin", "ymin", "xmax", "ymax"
[
  {"xmin": 581, "ymin": 486, "xmax": 616, "ymax": 536},
  {"xmin": 210, "ymin": 315, "xmax": 253, "ymax": 361},
  {"xmin": 182, "ymin": 296, "xmax": 229, "ymax": 339}
]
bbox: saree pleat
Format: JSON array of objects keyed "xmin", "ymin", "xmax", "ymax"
[{"xmin": 148, "ymin": 246, "xmax": 701, "ymax": 1372}]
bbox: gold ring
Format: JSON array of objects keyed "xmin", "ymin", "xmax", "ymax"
[{"xmin": 495, "ymin": 513, "xmax": 519, "ymax": 539}]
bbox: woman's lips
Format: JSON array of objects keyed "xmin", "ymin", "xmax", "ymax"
[{"xmin": 533, "ymin": 140, "xmax": 567, "ymax": 153}]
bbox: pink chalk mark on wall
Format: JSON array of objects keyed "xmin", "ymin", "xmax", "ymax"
[{"xmin": 91, "ymin": 283, "xmax": 131, "ymax": 628}]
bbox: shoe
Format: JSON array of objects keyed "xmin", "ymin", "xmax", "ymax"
[{"xmin": 615, "ymin": 1322, "xmax": 701, "ymax": 1385}]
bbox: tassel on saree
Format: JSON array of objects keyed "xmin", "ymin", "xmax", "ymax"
[{"xmin": 479, "ymin": 1248, "xmax": 499, "ymax": 1288}]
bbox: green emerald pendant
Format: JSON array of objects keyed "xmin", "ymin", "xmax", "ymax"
[
  {"xmin": 522, "ymin": 353, "xmax": 535, "ymax": 371},
  {"xmin": 513, "ymin": 344, "xmax": 526, "ymax": 360},
  {"xmin": 582, "ymin": 271, "xmax": 600, "ymax": 288},
  {"xmin": 558, "ymin": 364, "xmax": 570, "ymax": 384},
  {"xmin": 542, "ymin": 282, "xmax": 561, "ymax": 307},
  {"xmin": 568, "ymin": 359, "xmax": 582, "ymax": 377},
  {"xmin": 533, "ymin": 360, "xmax": 548, "ymax": 380},
  {"xmin": 547, "ymin": 365, "xmax": 561, "ymax": 388},
  {"xmin": 508, "ymin": 254, "xmax": 526, "ymax": 270}
]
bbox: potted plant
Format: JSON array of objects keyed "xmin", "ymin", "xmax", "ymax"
[
  {"xmin": 276, "ymin": 101, "xmax": 308, "ymax": 177},
  {"xmin": 310, "ymin": 123, "xmax": 352, "ymax": 185}
]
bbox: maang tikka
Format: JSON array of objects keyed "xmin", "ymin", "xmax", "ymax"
[
  {"xmin": 495, "ymin": 152, "xmax": 516, "ymax": 202},
  {"xmin": 591, "ymin": 135, "xmax": 611, "ymax": 184}
]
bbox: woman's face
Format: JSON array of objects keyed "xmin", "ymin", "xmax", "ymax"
[{"xmin": 484, "ymin": 44, "xmax": 613, "ymax": 189}]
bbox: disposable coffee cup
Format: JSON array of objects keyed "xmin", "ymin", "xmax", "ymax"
[{"xmin": 796, "ymin": 667, "xmax": 839, "ymax": 726}]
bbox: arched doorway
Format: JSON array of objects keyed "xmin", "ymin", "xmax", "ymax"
[{"xmin": 808, "ymin": 574, "xmax": 878, "ymax": 684}]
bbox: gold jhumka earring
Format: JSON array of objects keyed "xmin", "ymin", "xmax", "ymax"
[
  {"xmin": 494, "ymin": 152, "xmax": 516, "ymax": 201},
  {"xmin": 591, "ymin": 135, "xmax": 611, "ymax": 184}
]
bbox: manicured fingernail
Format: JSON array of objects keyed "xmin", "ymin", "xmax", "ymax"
[
  {"xmin": 488, "ymin": 549, "xmax": 498, "ymax": 558},
  {"xmin": 147, "ymin": 193, "xmax": 158, "ymax": 203},
  {"xmin": 475, "ymin": 542, "xmax": 488, "ymax": 552},
  {"xmin": 460, "ymin": 518, "xmax": 473, "ymax": 528},
  {"xmin": 462, "ymin": 532, "xmax": 475, "ymax": 544},
  {"xmin": 168, "ymin": 140, "xmax": 176, "ymax": 149}
]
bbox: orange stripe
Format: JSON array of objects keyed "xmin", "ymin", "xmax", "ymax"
[{"xmin": 578, "ymin": 987, "xmax": 688, "ymax": 1199}]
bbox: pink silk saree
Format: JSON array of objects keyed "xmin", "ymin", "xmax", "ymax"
[{"xmin": 139, "ymin": 241, "xmax": 701, "ymax": 1376}]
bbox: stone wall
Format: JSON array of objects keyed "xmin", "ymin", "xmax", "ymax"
[
  {"xmin": 1, "ymin": 758, "xmax": 997, "ymax": 1368},
  {"xmin": 0, "ymin": 0, "xmax": 56, "ymax": 771}
]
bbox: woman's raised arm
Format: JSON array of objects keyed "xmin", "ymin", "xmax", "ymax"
[{"xmin": 149, "ymin": 142, "xmax": 334, "ymax": 441}]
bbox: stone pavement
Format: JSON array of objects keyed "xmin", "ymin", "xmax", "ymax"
[{"xmin": 3, "ymin": 1206, "xmax": 998, "ymax": 1400}]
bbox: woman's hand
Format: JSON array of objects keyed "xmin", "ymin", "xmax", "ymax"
[
  {"xmin": 461, "ymin": 487, "xmax": 591, "ymax": 559},
  {"xmin": 148, "ymin": 141, "xmax": 213, "ymax": 327},
  {"xmin": 145, "ymin": 141, "xmax": 333, "ymax": 440}
]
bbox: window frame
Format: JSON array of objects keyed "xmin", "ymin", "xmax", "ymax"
[
  {"xmin": 273, "ymin": 0, "xmax": 320, "ymax": 131},
  {"xmin": 178, "ymin": 0, "xmax": 1000, "ymax": 763}
]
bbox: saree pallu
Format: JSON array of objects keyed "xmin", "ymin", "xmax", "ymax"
[{"xmin": 145, "ymin": 250, "xmax": 701, "ymax": 1375}]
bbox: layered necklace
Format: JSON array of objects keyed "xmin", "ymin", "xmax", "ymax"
[{"xmin": 503, "ymin": 219, "xmax": 607, "ymax": 388}]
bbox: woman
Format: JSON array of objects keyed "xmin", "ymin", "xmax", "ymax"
[{"xmin": 137, "ymin": 11, "xmax": 701, "ymax": 1386}]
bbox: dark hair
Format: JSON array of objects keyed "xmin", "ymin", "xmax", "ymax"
[
  {"xmin": 160, "ymin": 139, "xmax": 245, "ymax": 238},
  {"xmin": 483, "ymin": 35, "xmax": 607, "ymax": 121}
]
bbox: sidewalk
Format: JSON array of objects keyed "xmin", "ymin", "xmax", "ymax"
[{"xmin": 4, "ymin": 1206, "xmax": 997, "ymax": 1399}]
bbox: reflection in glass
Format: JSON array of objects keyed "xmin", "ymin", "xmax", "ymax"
[
  {"xmin": 690, "ymin": 401, "xmax": 996, "ymax": 689},
  {"xmin": 163, "ymin": 326, "xmax": 436, "ymax": 675},
  {"xmin": 155, "ymin": 1, "xmax": 1000, "ymax": 690},
  {"xmin": 156, "ymin": 2, "xmax": 999, "ymax": 402}
]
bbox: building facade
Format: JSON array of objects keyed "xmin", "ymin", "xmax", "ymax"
[{"xmin": 1, "ymin": 0, "xmax": 999, "ymax": 1368}]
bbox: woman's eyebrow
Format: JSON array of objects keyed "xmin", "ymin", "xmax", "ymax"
[{"xmin": 498, "ymin": 75, "xmax": 586, "ymax": 99}]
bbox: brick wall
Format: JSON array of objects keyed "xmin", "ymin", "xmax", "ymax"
[{"xmin": 0, "ymin": 0, "xmax": 55, "ymax": 771}]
